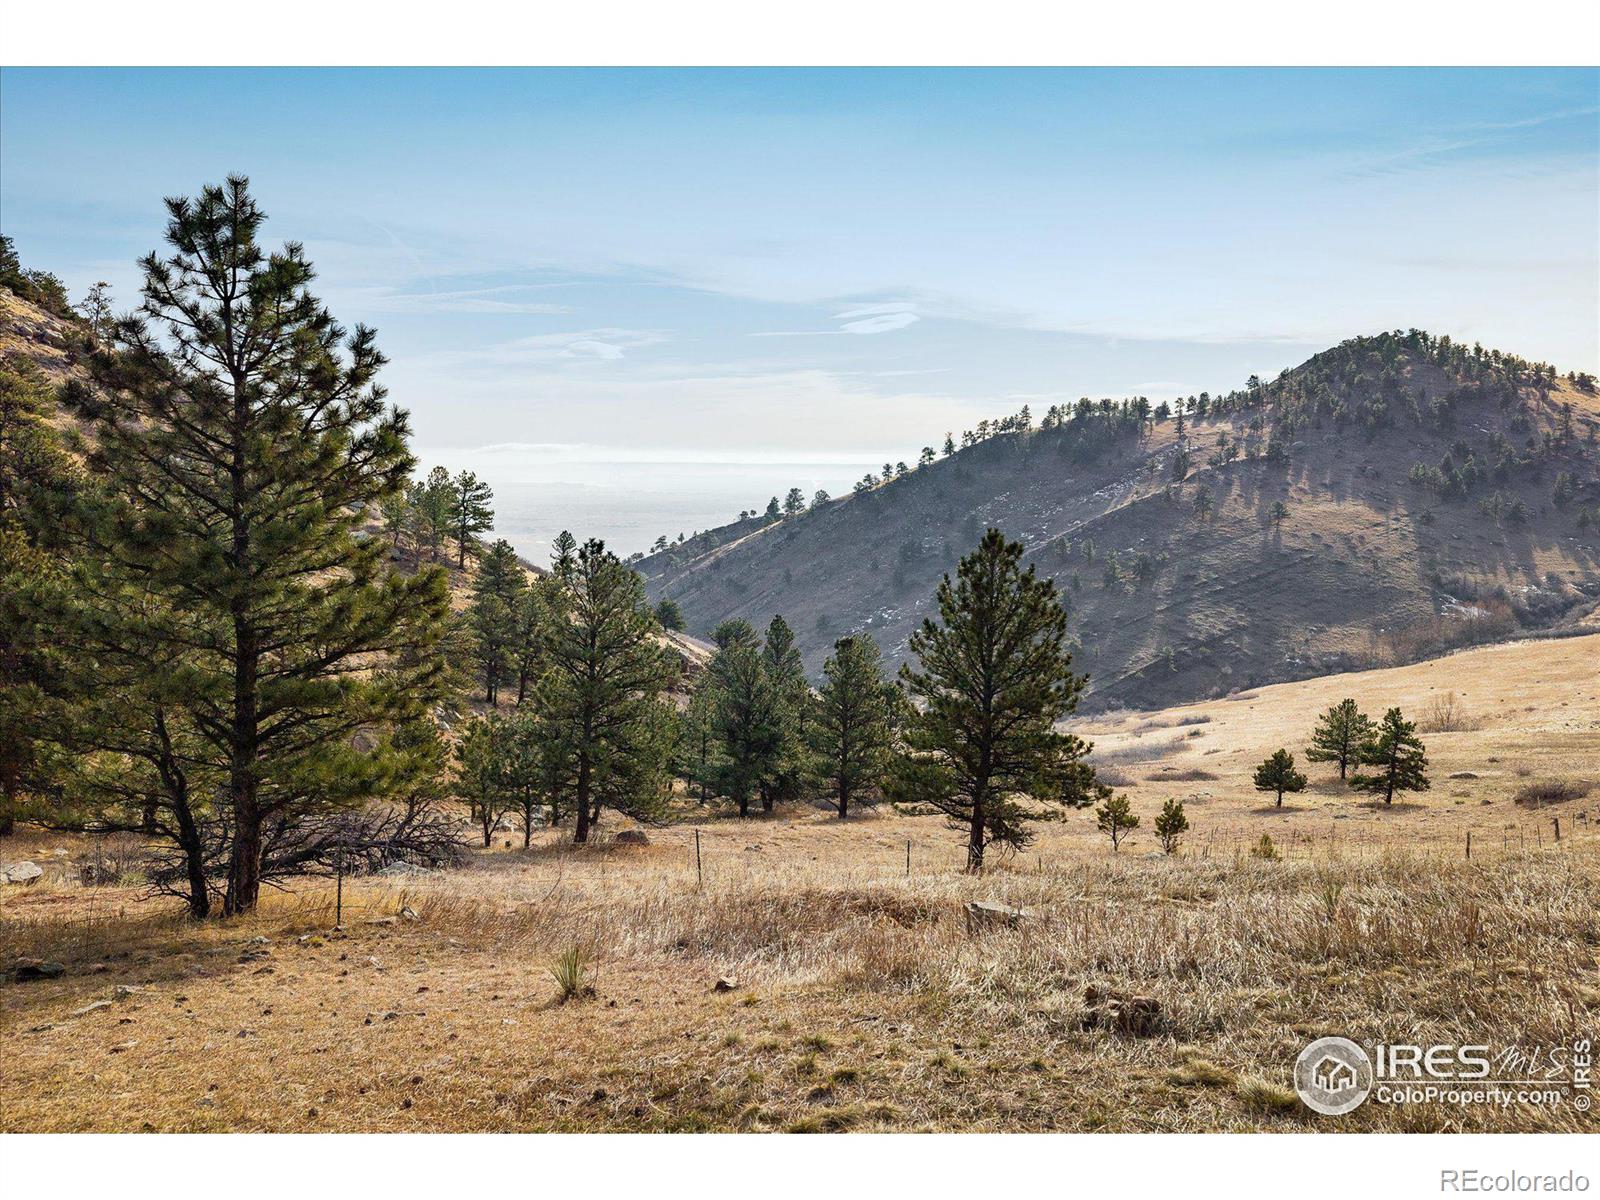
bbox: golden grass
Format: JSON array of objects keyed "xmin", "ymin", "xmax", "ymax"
[{"xmin": 3, "ymin": 636, "xmax": 1599, "ymax": 1133}]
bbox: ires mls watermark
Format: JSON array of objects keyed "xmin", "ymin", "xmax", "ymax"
[{"xmin": 1292, "ymin": 1035, "xmax": 1592, "ymax": 1116}]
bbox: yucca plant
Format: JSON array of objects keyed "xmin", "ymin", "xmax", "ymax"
[
  {"xmin": 1317, "ymin": 875, "xmax": 1344, "ymax": 923},
  {"xmin": 549, "ymin": 944, "xmax": 595, "ymax": 1002}
]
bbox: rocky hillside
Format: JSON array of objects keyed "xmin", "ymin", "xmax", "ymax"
[{"xmin": 640, "ymin": 332, "xmax": 1600, "ymax": 709}]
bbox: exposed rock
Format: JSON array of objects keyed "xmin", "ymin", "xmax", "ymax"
[
  {"xmin": 377, "ymin": 862, "xmax": 434, "ymax": 877},
  {"xmin": 713, "ymin": 976, "xmax": 740, "ymax": 992},
  {"xmin": 112, "ymin": 984, "xmax": 142, "ymax": 1000},
  {"xmin": 612, "ymin": 830, "xmax": 649, "ymax": 846},
  {"xmin": 109, "ymin": 1041, "xmax": 138, "ymax": 1053},
  {"xmin": 71, "ymin": 999, "xmax": 115, "ymax": 1017},
  {"xmin": 1, "ymin": 860, "xmax": 43, "ymax": 885},
  {"xmin": 11, "ymin": 957, "xmax": 66, "ymax": 981},
  {"xmin": 964, "ymin": 900, "xmax": 1032, "ymax": 933},
  {"xmin": 399, "ymin": 906, "xmax": 419, "ymax": 921},
  {"xmin": 367, "ymin": 916, "xmax": 397, "ymax": 926}
]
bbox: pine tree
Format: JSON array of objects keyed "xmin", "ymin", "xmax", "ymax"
[
  {"xmin": 812, "ymin": 634, "xmax": 894, "ymax": 819},
  {"xmin": 512, "ymin": 580, "xmax": 553, "ymax": 705},
  {"xmin": 707, "ymin": 632, "xmax": 780, "ymax": 817},
  {"xmin": 678, "ymin": 682, "xmax": 721, "ymax": 803},
  {"xmin": 1096, "ymin": 793, "xmax": 1139, "ymax": 851},
  {"xmin": 1305, "ymin": 699, "xmax": 1373, "ymax": 780},
  {"xmin": 764, "ymin": 496, "xmax": 781, "ymax": 522},
  {"xmin": 1253, "ymin": 748, "xmax": 1307, "ymax": 806},
  {"xmin": 474, "ymin": 537, "xmax": 523, "ymax": 599},
  {"xmin": 1351, "ymin": 707, "xmax": 1430, "ymax": 805},
  {"xmin": 414, "ymin": 466, "xmax": 454, "ymax": 562},
  {"xmin": 759, "ymin": 615, "xmax": 809, "ymax": 812},
  {"xmin": 550, "ymin": 530, "xmax": 578, "ymax": 581},
  {"xmin": 895, "ymin": 529, "xmax": 1102, "ymax": 871},
  {"xmin": 0, "ymin": 365, "xmax": 78, "ymax": 838},
  {"xmin": 654, "ymin": 598, "xmax": 684, "ymax": 631},
  {"xmin": 1154, "ymin": 797, "xmax": 1188, "ymax": 853},
  {"xmin": 454, "ymin": 714, "xmax": 514, "ymax": 847},
  {"xmin": 783, "ymin": 487, "xmax": 806, "ymax": 517},
  {"xmin": 450, "ymin": 470, "xmax": 494, "ymax": 568},
  {"xmin": 66, "ymin": 177, "xmax": 450, "ymax": 913},
  {"xmin": 533, "ymin": 539, "xmax": 676, "ymax": 843}
]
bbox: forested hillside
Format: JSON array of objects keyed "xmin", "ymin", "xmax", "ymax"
[{"xmin": 640, "ymin": 333, "xmax": 1600, "ymax": 708}]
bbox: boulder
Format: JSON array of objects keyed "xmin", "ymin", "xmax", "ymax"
[
  {"xmin": 11, "ymin": 957, "xmax": 66, "ymax": 981},
  {"xmin": 1, "ymin": 861, "xmax": 43, "ymax": 886},
  {"xmin": 612, "ymin": 830, "xmax": 649, "ymax": 846},
  {"xmin": 964, "ymin": 900, "xmax": 1031, "ymax": 934},
  {"xmin": 71, "ymin": 999, "xmax": 114, "ymax": 1018},
  {"xmin": 712, "ymin": 976, "xmax": 739, "ymax": 993}
]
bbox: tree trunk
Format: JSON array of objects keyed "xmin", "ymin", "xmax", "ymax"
[
  {"xmin": 573, "ymin": 753, "xmax": 592, "ymax": 844},
  {"xmin": 224, "ymin": 802, "xmax": 263, "ymax": 916},
  {"xmin": 174, "ymin": 813, "xmax": 210, "ymax": 919},
  {"xmin": 837, "ymin": 777, "xmax": 849, "ymax": 820},
  {"xmin": 966, "ymin": 796, "xmax": 985, "ymax": 873}
]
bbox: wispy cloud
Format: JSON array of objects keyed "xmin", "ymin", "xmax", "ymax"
[{"xmin": 355, "ymin": 284, "xmax": 574, "ymax": 315}]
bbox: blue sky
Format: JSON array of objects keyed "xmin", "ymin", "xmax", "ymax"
[{"xmin": 2, "ymin": 67, "xmax": 1596, "ymax": 466}]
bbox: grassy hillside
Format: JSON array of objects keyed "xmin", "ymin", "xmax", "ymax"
[
  {"xmin": 5, "ymin": 633, "xmax": 1595, "ymax": 1132},
  {"xmin": 640, "ymin": 333, "xmax": 1600, "ymax": 708}
]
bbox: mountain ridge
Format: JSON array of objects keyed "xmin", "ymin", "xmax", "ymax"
[{"xmin": 639, "ymin": 331, "xmax": 1600, "ymax": 709}]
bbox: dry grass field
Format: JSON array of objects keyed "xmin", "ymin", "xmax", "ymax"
[{"xmin": 4, "ymin": 636, "xmax": 1598, "ymax": 1133}]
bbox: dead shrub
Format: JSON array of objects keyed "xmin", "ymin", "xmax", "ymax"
[
  {"xmin": 1418, "ymin": 691, "xmax": 1485, "ymax": 733},
  {"xmin": 1512, "ymin": 779, "xmax": 1591, "ymax": 808}
]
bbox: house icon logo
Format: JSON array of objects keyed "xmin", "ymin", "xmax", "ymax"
[{"xmin": 1294, "ymin": 1037, "xmax": 1373, "ymax": 1115}]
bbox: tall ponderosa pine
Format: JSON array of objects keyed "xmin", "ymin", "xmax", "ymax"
[
  {"xmin": 706, "ymin": 625, "xmax": 780, "ymax": 818},
  {"xmin": 67, "ymin": 177, "xmax": 450, "ymax": 914},
  {"xmin": 449, "ymin": 470, "xmax": 494, "ymax": 568},
  {"xmin": 759, "ymin": 614, "xmax": 810, "ymax": 812},
  {"xmin": 411, "ymin": 466, "xmax": 453, "ymax": 562},
  {"xmin": 534, "ymin": 539, "xmax": 675, "ymax": 843},
  {"xmin": 896, "ymin": 529, "xmax": 1103, "ymax": 871},
  {"xmin": 1305, "ymin": 698, "xmax": 1373, "ymax": 780},
  {"xmin": 1351, "ymin": 707, "xmax": 1430, "ymax": 805},
  {"xmin": 812, "ymin": 634, "xmax": 895, "ymax": 819},
  {"xmin": 467, "ymin": 538, "xmax": 525, "ymax": 704}
]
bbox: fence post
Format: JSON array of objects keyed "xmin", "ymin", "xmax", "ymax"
[
  {"xmin": 906, "ymin": 839, "xmax": 912, "ymax": 878},
  {"xmin": 695, "ymin": 829, "xmax": 703, "ymax": 888},
  {"xmin": 335, "ymin": 844, "xmax": 344, "ymax": 928},
  {"xmin": 1465, "ymin": 830, "xmax": 1471, "ymax": 860},
  {"xmin": 1553, "ymin": 817, "xmax": 1560, "ymax": 842}
]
